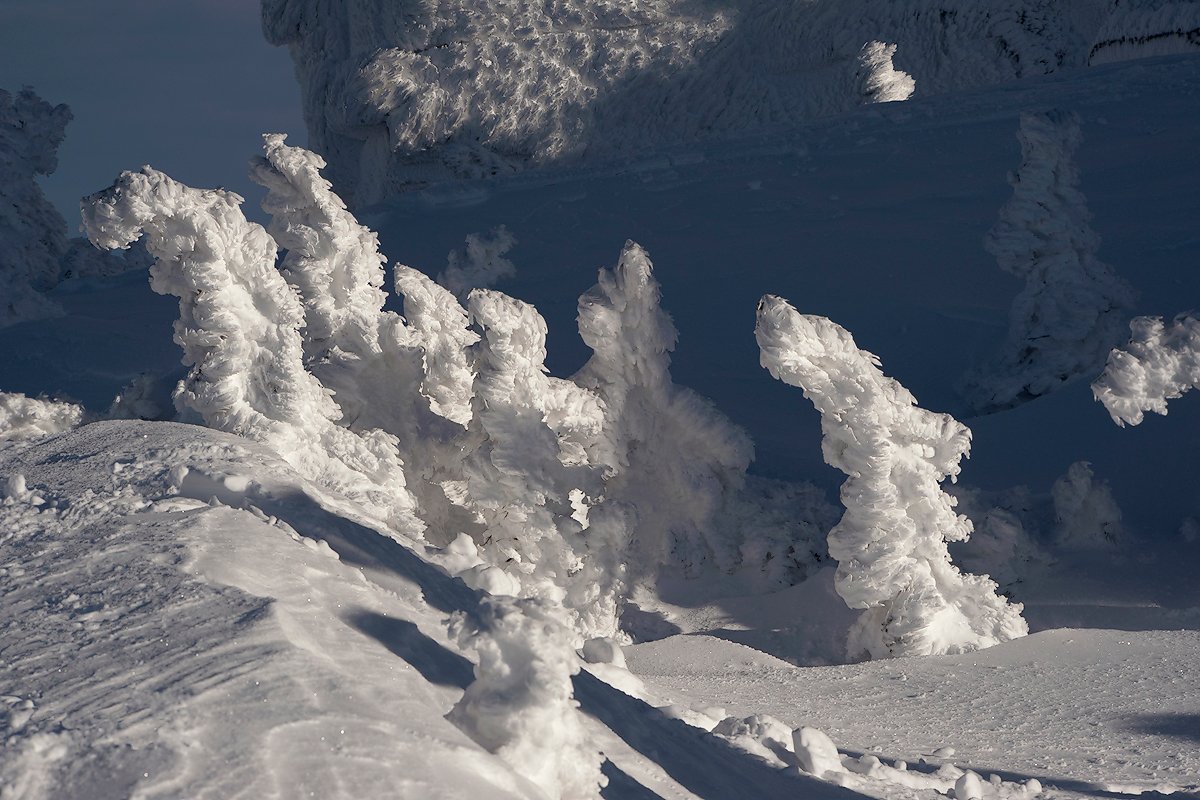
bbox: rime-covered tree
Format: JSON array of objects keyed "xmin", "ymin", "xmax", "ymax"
[
  {"xmin": 962, "ymin": 109, "xmax": 1135, "ymax": 413},
  {"xmin": 856, "ymin": 41, "xmax": 915, "ymax": 103},
  {"xmin": 574, "ymin": 241, "xmax": 752, "ymax": 574},
  {"xmin": 1093, "ymin": 313, "xmax": 1200, "ymax": 427},
  {"xmin": 82, "ymin": 167, "xmax": 422, "ymax": 538},
  {"xmin": 756, "ymin": 295, "xmax": 1027, "ymax": 659}
]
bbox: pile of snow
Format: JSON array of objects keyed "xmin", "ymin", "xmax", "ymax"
[
  {"xmin": 0, "ymin": 392, "xmax": 83, "ymax": 444},
  {"xmin": 261, "ymin": 0, "xmax": 1198, "ymax": 203},
  {"xmin": 756, "ymin": 296, "xmax": 1027, "ymax": 659},
  {"xmin": 961, "ymin": 109, "xmax": 1135, "ymax": 413},
  {"xmin": 1093, "ymin": 312, "xmax": 1200, "ymax": 426}
]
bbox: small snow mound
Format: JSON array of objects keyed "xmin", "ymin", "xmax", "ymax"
[
  {"xmin": 954, "ymin": 770, "xmax": 985, "ymax": 800},
  {"xmin": 792, "ymin": 725, "xmax": 843, "ymax": 778},
  {"xmin": 0, "ymin": 392, "xmax": 84, "ymax": 443}
]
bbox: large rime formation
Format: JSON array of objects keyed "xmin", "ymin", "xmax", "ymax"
[
  {"xmin": 0, "ymin": 392, "xmax": 84, "ymax": 444},
  {"xmin": 1093, "ymin": 313, "xmax": 1200, "ymax": 426},
  {"xmin": 463, "ymin": 289, "xmax": 618, "ymax": 637},
  {"xmin": 756, "ymin": 296, "xmax": 1027, "ymax": 659},
  {"xmin": 249, "ymin": 134, "xmax": 478, "ymax": 541},
  {"xmin": 260, "ymin": 0, "xmax": 1188, "ymax": 204},
  {"xmin": 449, "ymin": 598, "xmax": 606, "ymax": 800},
  {"xmin": 0, "ymin": 88, "xmax": 70, "ymax": 327},
  {"xmin": 575, "ymin": 241, "xmax": 753, "ymax": 575},
  {"xmin": 962, "ymin": 110, "xmax": 1135, "ymax": 413},
  {"xmin": 81, "ymin": 167, "xmax": 422, "ymax": 538}
]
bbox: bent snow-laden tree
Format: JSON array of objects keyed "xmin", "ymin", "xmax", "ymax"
[
  {"xmin": 249, "ymin": 133, "xmax": 476, "ymax": 540},
  {"xmin": 962, "ymin": 109, "xmax": 1135, "ymax": 413},
  {"xmin": 756, "ymin": 295, "xmax": 1027, "ymax": 659},
  {"xmin": 574, "ymin": 241, "xmax": 753, "ymax": 575},
  {"xmin": 82, "ymin": 167, "xmax": 422, "ymax": 538},
  {"xmin": 1093, "ymin": 312, "xmax": 1200, "ymax": 426}
]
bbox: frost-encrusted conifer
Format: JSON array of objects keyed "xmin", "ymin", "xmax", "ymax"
[
  {"xmin": 463, "ymin": 289, "xmax": 620, "ymax": 636},
  {"xmin": 0, "ymin": 88, "xmax": 71, "ymax": 327},
  {"xmin": 81, "ymin": 167, "xmax": 422, "ymax": 537},
  {"xmin": 856, "ymin": 41, "xmax": 915, "ymax": 103},
  {"xmin": 962, "ymin": 110, "xmax": 1135, "ymax": 413},
  {"xmin": 574, "ymin": 241, "xmax": 752, "ymax": 574},
  {"xmin": 1093, "ymin": 313, "xmax": 1200, "ymax": 427},
  {"xmin": 1052, "ymin": 461, "xmax": 1122, "ymax": 549},
  {"xmin": 448, "ymin": 597, "xmax": 605, "ymax": 800},
  {"xmin": 756, "ymin": 295, "xmax": 1027, "ymax": 659}
]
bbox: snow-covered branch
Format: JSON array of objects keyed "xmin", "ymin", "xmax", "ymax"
[{"xmin": 756, "ymin": 295, "xmax": 1027, "ymax": 659}]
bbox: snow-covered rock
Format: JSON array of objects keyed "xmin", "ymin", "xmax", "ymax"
[
  {"xmin": 756, "ymin": 295, "xmax": 1028, "ymax": 659},
  {"xmin": 793, "ymin": 725, "xmax": 844, "ymax": 778}
]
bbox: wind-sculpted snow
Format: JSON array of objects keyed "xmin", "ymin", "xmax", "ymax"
[
  {"xmin": 1093, "ymin": 312, "xmax": 1200, "ymax": 426},
  {"xmin": 962, "ymin": 110, "xmax": 1135, "ymax": 414},
  {"xmin": 756, "ymin": 295, "xmax": 1027, "ymax": 659},
  {"xmin": 449, "ymin": 597, "xmax": 606, "ymax": 800},
  {"xmin": 575, "ymin": 241, "xmax": 753, "ymax": 575},
  {"xmin": 0, "ymin": 392, "xmax": 83, "ymax": 444},
  {"xmin": 260, "ymin": 0, "xmax": 1197, "ymax": 204},
  {"xmin": 81, "ymin": 167, "xmax": 423, "ymax": 538}
]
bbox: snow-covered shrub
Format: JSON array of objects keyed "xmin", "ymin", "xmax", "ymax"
[
  {"xmin": 948, "ymin": 486, "xmax": 1043, "ymax": 589},
  {"xmin": 0, "ymin": 392, "xmax": 84, "ymax": 443},
  {"xmin": 574, "ymin": 241, "xmax": 753, "ymax": 575},
  {"xmin": 0, "ymin": 87, "xmax": 71, "ymax": 327},
  {"xmin": 1052, "ymin": 461, "xmax": 1122, "ymax": 549},
  {"xmin": 264, "ymin": 0, "xmax": 1154, "ymax": 203},
  {"xmin": 1093, "ymin": 313, "xmax": 1200, "ymax": 426},
  {"xmin": 448, "ymin": 597, "xmax": 605, "ymax": 800},
  {"xmin": 756, "ymin": 295, "xmax": 1027, "ymax": 659},
  {"xmin": 81, "ymin": 167, "xmax": 422, "ymax": 537},
  {"xmin": 722, "ymin": 476, "xmax": 838, "ymax": 588},
  {"xmin": 857, "ymin": 41, "xmax": 916, "ymax": 103},
  {"xmin": 962, "ymin": 109, "xmax": 1136, "ymax": 413},
  {"xmin": 438, "ymin": 226, "xmax": 517, "ymax": 301}
]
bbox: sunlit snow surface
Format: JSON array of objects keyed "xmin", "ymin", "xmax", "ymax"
[{"xmin": 2, "ymin": 50, "xmax": 1200, "ymax": 800}]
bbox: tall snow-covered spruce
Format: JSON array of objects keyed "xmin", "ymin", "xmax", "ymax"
[
  {"xmin": 962, "ymin": 109, "xmax": 1135, "ymax": 413},
  {"xmin": 575, "ymin": 241, "xmax": 753, "ymax": 575},
  {"xmin": 81, "ymin": 167, "xmax": 422, "ymax": 538},
  {"xmin": 756, "ymin": 295, "xmax": 1027, "ymax": 659},
  {"xmin": 1093, "ymin": 312, "xmax": 1200, "ymax": 426}
]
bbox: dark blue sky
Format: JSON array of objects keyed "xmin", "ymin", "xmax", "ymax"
[{"xmin": 1, "ymin": 0, "xmax": 307, "ymax": 226}]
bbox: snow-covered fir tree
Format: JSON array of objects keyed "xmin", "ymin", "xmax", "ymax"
[
  {"xmin": 1093, "ymin": 312, "xmax": 1200, "ymax": 426},
  {"xmin": 961, "ymin": 109, "xmax": 1135, "ymax": 413}
]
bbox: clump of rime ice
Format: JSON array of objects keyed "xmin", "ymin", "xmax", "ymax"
[
  {"xmin": 81, "ymin": 166, "xmax": 422, "ymax": 538},
  {"xmin": 0, "ymin": 393, "xmax": 84, "ymax": 443},
  {"xmin": 574, "ymin": 241, "xmax": 753, "ymax": 575},
  {"xmin": 438, "ymin": 226, "xmax": 518, "ymax": 301},
  {"xmin": 962, "ymin": 109, "xmax": 1135, "ymax": 413},
  {"xmin": 448, "ymin": 597, "xmax": 605, "ymax": 800},
  {"xmin": 1093, "ymin": 313, "xmax": 1200, "ymax": 427},
  {"xmin": 857, "ymin": 42, "xmax": 916, "ymax": 103},
  {"xmin": 756, "ymin": 295, "xmax": 1027, "ymax": 659}
]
